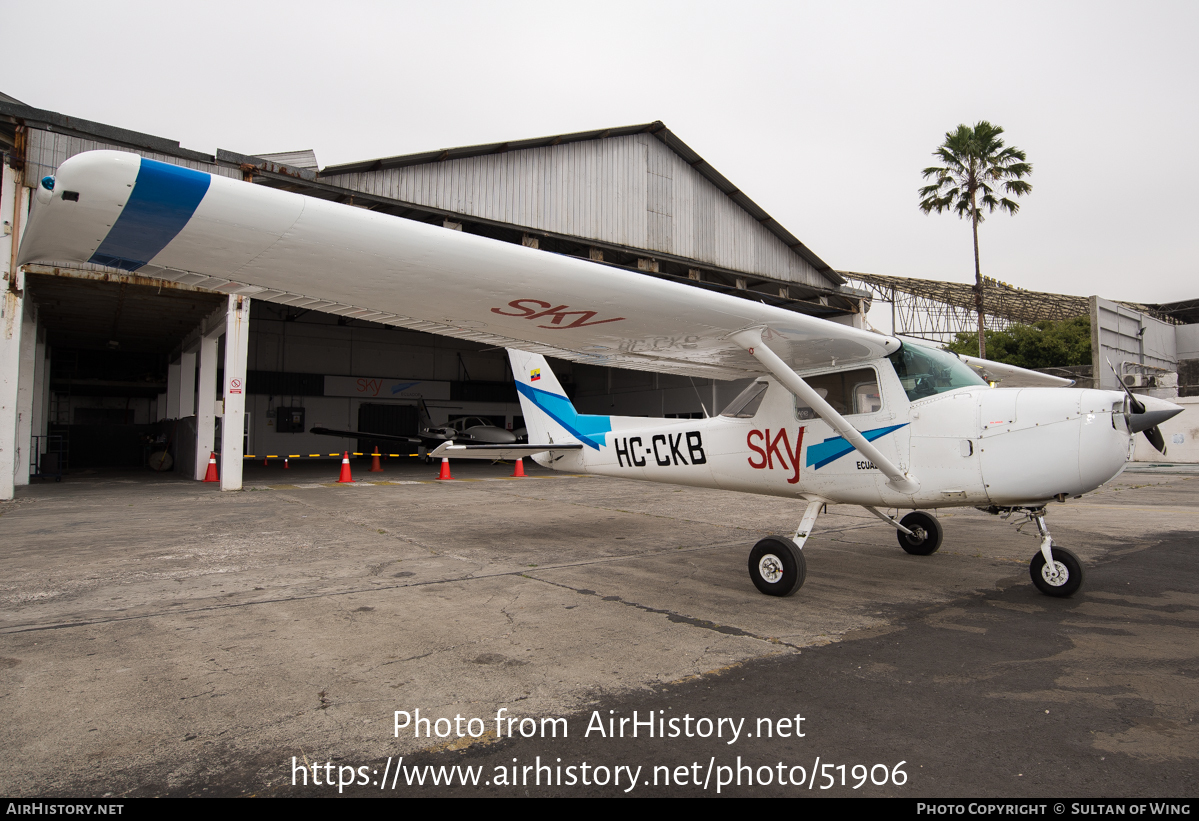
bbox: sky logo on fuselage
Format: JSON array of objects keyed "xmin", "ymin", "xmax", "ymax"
[{"xmin": 747, "ymin": 423, "xmax": 908, "ymax": 483}]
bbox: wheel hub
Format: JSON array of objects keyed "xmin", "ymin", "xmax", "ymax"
[
  {"xmin": 758, "ymin": 554, "xmax": 784, "ymax": 584},
  {"xmin": 1041, "ymin": 560, "xmax": 1069, "ymax": 586}
]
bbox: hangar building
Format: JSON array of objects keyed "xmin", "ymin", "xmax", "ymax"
[{"xmin": 0, "ymin": 95, "xmax": 869, "ymax": 498}]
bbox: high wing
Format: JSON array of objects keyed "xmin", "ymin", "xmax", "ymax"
[{"xmin": 18, "ymin": 151, "xmax": 899, "ymax": 380}]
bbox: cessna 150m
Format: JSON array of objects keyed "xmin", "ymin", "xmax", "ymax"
[{"xmin": 18, "ymin": 151, "xmax": 1183, "ymax": 598}]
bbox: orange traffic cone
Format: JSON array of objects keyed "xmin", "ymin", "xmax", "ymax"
[
  {"xmin": 203, "ymin": 452, "xmax": 219, "ymax": 482},
  {"xmin": 369, "ymin": 446, "xmax": 383, "ymax": 473},
  {"xmin": 284, "ymin": 458, "xmax": 290, "ymax": 469},
  {"xmin": 436, "ymin": 457, "xmax": 453, "ymax": 480},
  {"xmin": 512, "ymin": 457, "xmax": 526, "ymax": 478},
  {"xmin": 338, "ymin": 451, "xmax": 353, "ymax": 483},
  {"xmin": 263, "ymin": 457, "xmax": 269, "ymax": 466}
]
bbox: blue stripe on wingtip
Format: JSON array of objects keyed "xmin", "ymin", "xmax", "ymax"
[
  {"xmin": 88, "ymin": 158, "xmax": 210, "ymax": 272},
  {"xmin": 515, "ymin": 382, "xmax": 611, "ymax": 450}
]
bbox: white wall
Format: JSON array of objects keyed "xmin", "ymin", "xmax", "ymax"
[
  {"xmin": 1175, "ymin": 325, "xmax": 1199, "ymax": 361},
  {"xmin": 1133, "ymin": 396, "xmax": 1199, "ymax": 463},
  {"xmin": 1091, "ymin": 296, "xmax": 1177, "ymax": 395}
]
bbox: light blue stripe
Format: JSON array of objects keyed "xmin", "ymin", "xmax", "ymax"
[
  {"xmin": 89, "ymin": 158, "xmax": 210, "ymax": 272},
  {"xmin": 805, "ymin": 423, "xmax": 908, "ymax": 470},
  {"xmin": 516, "ymin": 382, "xmax": 612, "ymax": 450}
]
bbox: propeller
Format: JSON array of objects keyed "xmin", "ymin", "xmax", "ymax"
[{"xmin": 1106, "ymin": 359, "xmax": 1183, "ymax": 454}]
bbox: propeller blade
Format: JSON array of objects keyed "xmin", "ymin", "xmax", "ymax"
[
  {"xmin": 1106, "ymin": 357, "xmax": 1145, "ymax": 413},
  {"xmin": 1144, "ymin": 426, "xmax": 1167, "ymax": 455}
]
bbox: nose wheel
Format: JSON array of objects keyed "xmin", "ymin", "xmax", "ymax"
[{"xmin": 1030, "ymin": 545, "xmax": 1083, "ymax": 597}]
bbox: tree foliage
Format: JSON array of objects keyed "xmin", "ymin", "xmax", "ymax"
[
  {"xmin": 918, "ymin": 122, "xmax": 1032, "ymax": 221},
  {"xmin": 944, "ymin": 316, "xmax": 1091, "ymax": 370}
]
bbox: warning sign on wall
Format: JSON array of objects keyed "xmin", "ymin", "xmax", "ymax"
[{"xmin": 229, "ymin": 377, "xmax": 243, "ymax": 395}]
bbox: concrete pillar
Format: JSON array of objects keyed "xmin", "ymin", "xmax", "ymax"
[
  {"xmin": 15, "ymin": 301, "xmax": 36, "ymax": 486},
  {"xmin": 166, "ymin": 361, "xmax": 181, "ymax": 419},
  {"xmin": 179, "ymin": 350, "xmax": 196, "ymax": 418},
  {"xmin": 156, "ymin": 393, "xmax": 167, "ymax": 422},
  {"xmin": 219, "ymin": 294, "xmax": 250, "ymax": 491},
  {"xmin": 30, "ymin": 326, "xmax": 45, "ymax": 459},
  {"xmin": 195, "ymin": 333, "xmax": 218, "ymax": 480},
  {"xmin": 0, "ymin": 162, "xmax": 26, "ymax": 501},
  {"xmin": 38, "ymin": 344, "xmax": 50, "ymax": 437}
]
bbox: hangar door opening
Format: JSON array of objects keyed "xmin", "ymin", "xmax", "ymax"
[{"xmin": 357, "ymin": 403, "xmax": 419, "ymax": 456}]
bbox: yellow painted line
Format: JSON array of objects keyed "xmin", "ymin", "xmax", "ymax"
[
  {"xmin": 267, "ymin": 455, "xmax": 278, "ymax": 459},
  {"xmin": 353, "ymin": 452, "xmax": 363, "ymax": 456},
  {"xmin": 330, "ymin": 453, "xmax": 340, "ymax": 457},
  {"xmin": 289, "ymin": 454, "xmax": 301, "ymax": 458},
  {"xmin": 244, "ymin": 454, "xmax": 255, "ymax": 458},
  {"xmin": 309, "ymin": 454, "xmax": 321, "ymax": 457}
]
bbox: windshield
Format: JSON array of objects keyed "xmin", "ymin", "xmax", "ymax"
[{"xmin": 887, "ymin": 343, "xmax": 987, "ymax": 401}]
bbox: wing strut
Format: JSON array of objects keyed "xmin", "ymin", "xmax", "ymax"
[{"xmin": 730, "ymin": 328, "xmax": 920, "ymax": 495}]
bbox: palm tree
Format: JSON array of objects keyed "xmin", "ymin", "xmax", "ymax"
[{"xmin": 919, "ymin": 122, "xmax": 1032, "ymax": 358}]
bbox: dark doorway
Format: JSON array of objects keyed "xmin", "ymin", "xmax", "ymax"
[{"xmin": 357, "ymin": 403, "xmax": 419, "ymax": 455}]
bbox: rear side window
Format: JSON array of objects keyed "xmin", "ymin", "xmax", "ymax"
[
  {"xmin": 720, "ymin": 381, "xmax": 769, "ymax": 418},
  {"xmin": 795, "ymin": 368, "xmax": 881, "ymax": 419}
]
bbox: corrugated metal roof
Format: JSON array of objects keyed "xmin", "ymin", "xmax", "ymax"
[{"xmin": 321, "ymin": 121, "xmax": 843, "ymax": 286}]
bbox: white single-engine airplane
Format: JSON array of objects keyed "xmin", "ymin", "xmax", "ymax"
[{"xmin": 18, "ymin": 151, "xmax": 1183, "ymax": 598}]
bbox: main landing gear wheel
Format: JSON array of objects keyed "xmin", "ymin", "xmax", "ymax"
[
  {"xmin": 748, "ymin": 536, "xmax": 806, "ymax": 597},
  {"xmin": 896, "ymin": 511, "xmax": 943, "ymax": 555},
  {"xmin": 1030, "ymin": 546, "xmax": 1084, "ymax": 598}
]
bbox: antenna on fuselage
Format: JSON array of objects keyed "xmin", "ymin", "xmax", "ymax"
[{"xmin": 689, "ymin": 377, "xmax": 710, "ymax": 418}]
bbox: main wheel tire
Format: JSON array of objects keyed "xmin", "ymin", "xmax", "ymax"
[
  {"xmin": 748, "ymin": 536, "xmax": 806, "ymax": 597},
  {"xmin": 896, "ymin": 511, "xmax": 943, "ymax": 555},
  {"xmin": 1030, "ymin": 546, "xmax": 1084, "ymax": 597}
]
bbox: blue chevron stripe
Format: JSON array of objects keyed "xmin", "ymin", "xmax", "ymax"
[
  {"xmin": 515, "ymin": 382, "xmax": 612, "ymax": 450},
  {"xmin": 805, "ymin": 423, "xmax": 908, "ymax": 470}
]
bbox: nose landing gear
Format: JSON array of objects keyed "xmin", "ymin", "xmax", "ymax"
[{"xmin": 1028, "ymin": 510, "xmax": 1084, "ymax": 597}]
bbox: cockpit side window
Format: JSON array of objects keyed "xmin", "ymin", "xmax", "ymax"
[
  {"xmin": 794, "ymin": 367, "xmax": 881, "ymax": 420},
  {"xmin": 720, "ymin": 381, "xmax": 769, "ymax": 418}
]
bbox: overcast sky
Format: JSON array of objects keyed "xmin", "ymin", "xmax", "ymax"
[{"xmin": 9, "ymin": 1, "xmax": 1197, "ymax": 305}]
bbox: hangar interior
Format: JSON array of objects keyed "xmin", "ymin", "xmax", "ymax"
[{"xmin": 3, "ymin": 95, "xmax": 1196, "ymax": 500}]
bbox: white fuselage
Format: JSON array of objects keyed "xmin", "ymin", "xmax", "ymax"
[{"xmin": 536, "ymin": 360, "xmax": 1132, "ymax": 510}]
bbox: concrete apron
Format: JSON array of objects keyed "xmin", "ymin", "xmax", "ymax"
[{"xmin": 0, "ymin": 464, "xmax": 1195, "ymax": 795}]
